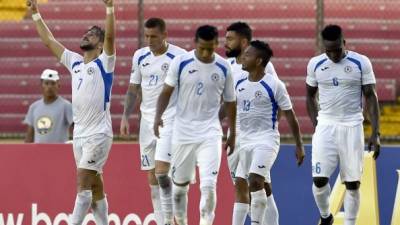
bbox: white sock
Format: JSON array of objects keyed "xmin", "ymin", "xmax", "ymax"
[
  {"xmin": 264, "ymin": 194, "xmax": 279, "ymax": 225},
  {"xmin": 156, "ymin": 174, "xmax": 174, "ymax": 224},
  {"xmin": 344, "ymin": 189, "xmax": 360, "ymax": 225},
  {"xmin": 199, "ymin": 186, "xmax": 217, "ymax": 225},
  {"xmin": 250, "ymin": 190, "xmax": 268, "ymax": 225},
  {"xmin": 173, "ymin": 184, "xmax": 189, "ymax": 225},
  {"xmin": 312, "ymin": 184, "xmax": 331, "ymax": 218},
  {"xmin": 70, "ymin": 190, "xmax": 92, "ymax": 225},
  {"xmin": 232, "ymin": 203, "xmax": 249, "ymax": 225},
  {"xmin": 150, "ymin": 185, "xmax": 163, "ymax": 225},
  {"xmin": 92, "ymin": 197, "xmax": 108, "ymax": 225}
]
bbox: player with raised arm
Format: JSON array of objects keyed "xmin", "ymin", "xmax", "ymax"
[
  {"xmin": 223, "ymin": 22, "xmax": 280, "ymax": 225},
  {"xmin": 306, "ymin": 24, "xmax": 380, "ymax": 225},
  {"xmin": 120, "ymin": 18, "xmax": 186, "ymax": 225},
  {"xmin": 154, "ymin": 25, "xmax": 236, "ymax": 225},
  {"xmin": 236, "ymin": 40, "xmax": 305, "ymax": 225},
  {"xmin": 27, "ymin": 0, "xmax": 116, "ymax": 224}
]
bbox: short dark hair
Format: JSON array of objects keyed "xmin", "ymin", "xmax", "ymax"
[
  {"xmin": 321, "ymin": 24, "xmax": 343, "ymax": 41},
  {"xmin": 88, "ymin": 25, "xmax": 105, "ymax": 42},
  {"xmin": 195, "ymin": 25, "xmax": 218, "ymax": 42},
  {"xmin": 226, "ymin": 22, "xmax": 252, "ymax": 41},
  {"xmin": 250, "ymin": 40, "xmax": 273, "ymax": 67},
  {"xmin": 145, "ymin": 17, "xmax": 166, "ymax": 32}
]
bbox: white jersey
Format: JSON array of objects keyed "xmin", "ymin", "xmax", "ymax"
[
  {"xmin": 228, "ymin": 57, "xmax": 277, "ymax": 84},
  {"xmin": 60, "ymin": 49, "xmax": 115, "ymax": 138},
  {"xmin": 306, "ymin": 51, "xmax": 376, "ymax": 125},
  {"xmin": 228, "ymin": 57, "xmax": 278, "ymax": 136},
  {"xmin": 165, "ymin": 50, "xmax": 236, "ymax": 144},
  {"xmin": 236, "ymin": 73, "xmax": 292, "ymax": 147},
  {"xmin": 130, "ymin": 44, "xmax": 187, "ymax": 123}
]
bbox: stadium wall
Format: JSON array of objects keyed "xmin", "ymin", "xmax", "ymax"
[{"xmin": 0, "ymin": 144, "xmax": 398, "ymax": 225}]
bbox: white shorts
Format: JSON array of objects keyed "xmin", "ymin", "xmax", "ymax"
[
  {"xmin": 73, "ymin": 134, "xmax": 113, "ymax": 173},
  {"xmin": 171, "ymin": 137, "xmax": 222, "ymax": 187},
  {"xmin": 227, "ymin": 140, "xmax": 241, "ymax": 183},
  {"xmin": 139, "ymin": 118, "xmax": 173, "ymax": 170},
  {"xmin": 236, "ymin": 144, "xmax": 278, "ymax": 183},
  {"xmin": 311, "ymin": 123, "xmax": 364, "ymax": 182}
]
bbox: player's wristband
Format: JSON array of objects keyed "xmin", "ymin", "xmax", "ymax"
[
  {"xmin": 106, "ymin": 6, "xmax": 114, "ymax": 15},
  {"xmin": 32, "ymin": 13, "xmax": 42, "ymax": 21}
]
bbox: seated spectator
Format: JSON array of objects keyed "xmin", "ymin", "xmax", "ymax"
[{"xmin": 23, "ymin": 69, "xmax": 73, "ymax": 143}]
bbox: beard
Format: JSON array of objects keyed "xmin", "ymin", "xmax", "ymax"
[
  {"xmin": 225, "ymin": 48, "xmax": 241, "ymax": 58},
  {"xmin": 80, "ymin": 42, "xmax": 96, "ymax": 51}
]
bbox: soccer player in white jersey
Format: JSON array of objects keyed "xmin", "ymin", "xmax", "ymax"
[
  {"xmin": 223, "ymin": 22, "xmax": 280, "ymax": 225},
  {"xmin": 27, "ymin": 0, "xmax": 116, "ymax": 224},
  {"xmin": 306, "ymin": 25, "xmax": 380, "ymax": 225},
  {"xmin": 120, "ymin": 18, "xmax": 186, "ymax": 225},
  {"xmin": 236, "ymin": 40, "xmax": 305, "ymax": 225},
  {"xmin": 154, "ymin": 25, "xmax": 236, "ymax": 225}
]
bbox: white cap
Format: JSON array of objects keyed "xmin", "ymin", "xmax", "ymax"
[{"xmin": 40, "ymin": 69, "xmax": 60, "ymax": 81}]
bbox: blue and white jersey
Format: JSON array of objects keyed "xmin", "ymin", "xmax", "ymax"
[
  {"xmin": 130, "ymin": 44, "xmax": 187, "ymax": 123},
  {"xmin": 60, "ymin": 49, "xmax": 115, "ymax": 138},
  {"xmin": 306, "ymin": 51, "xmax": 376, "ymax": 125},
  {"xmin": 228, "ymin": 57, "xmax": 278, "ymax": 136},
  {"xmin": 236, "ymin": 73, "xmax": 292, "ymax": 147},
  {"xmin": 165, "ymin": 50, "xmax": 236, "ymax": 144}
]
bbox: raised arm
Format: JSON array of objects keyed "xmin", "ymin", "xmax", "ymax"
[
  {"xmin": 27, "ymin": 0, "xmax": 65, "ymax": 60},
  {"xmin": 306, "ymin": 84, "xmax": 319, "ymax": 127},
  {"xmin": 362, "ymin": 84, "xmax": 381, "ymax": 159},
  {"xmin": 102, "ymin": 0, "xmax": 115, "ymax": 55},
  {"xmin": 153, "ymin": 85, "xmax": 175, "ymax": 138}
]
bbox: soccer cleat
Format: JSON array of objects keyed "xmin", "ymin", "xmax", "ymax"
[{"xmin": 319, "ymin": 214, "xmax": 334, "ymax": 225}]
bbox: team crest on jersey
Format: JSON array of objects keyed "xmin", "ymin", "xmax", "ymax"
[
  {"xmin": 344, "ymin": 65, "xmax": 353, "ymax": 73},
  {"xmin": 36, "ymin": 116, "xmax": 53, "ymax": 135},
  {"xmin": 87, "ymin": 67, "xmax": 95, "ymax": 75},
  {"xmin": 255, "ymin": 90, "xmax": 263, "ymax": 99},
  {"xmin": 161, "ymin": 63, "xmax": 169, "ymax": 73},
  {"xmin": 211, "ymin": 73, "xmax": 220, "ymax": 82}
]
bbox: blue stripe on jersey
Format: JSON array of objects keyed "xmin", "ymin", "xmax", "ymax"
[
  {"xmin": 235, "ymin": 77, "xmax": 247, "ymax": 90},
  {"xmin": 72, "ymin": 61, "xmax": 83, "ymax": 70},
  {"xmin": 346, "ymin": 57, "xmax": 362, "ymax": 73},
  {"xmin": 138, "ymin": 51, "xmax": 151, "ymax": 65},
  {"xmin": 314, "ymin": 58, "xmax": 328, "ymax": 72},
  {"xmin": 94, "ymin": 59, "xmax": 113, "ymax": 111},
  {"xmin": 166, "ymin": 52, "xmax": 175, "ymax": 59},
  {"xmin": 260, "ymin": 80, "xmax": 278, "ymax": 130},
  {"xmin": 215, "ymin": 61, "xmax": 227, "ymax": 78},
  {"xmin": 230, "ymin": 59, "xmax": 235, "ymax": 65},
  {"xmin": 178, "ymin": 58, "xmax": 195, "ymax": 88}
]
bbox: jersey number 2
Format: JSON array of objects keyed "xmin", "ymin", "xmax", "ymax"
[{"xmin": 196, "ymin": 82, "xmax": 204, "ymax": 95}]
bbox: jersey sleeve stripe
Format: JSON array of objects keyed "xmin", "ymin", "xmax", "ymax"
[
  {"xmin": 94, "ymin": 59, "xmax": 113, "ymax": 111},
  {"xmin": 235, "ymin": 77, "xmax": 247, "ymax": 90},
  {"xmin": 260, "ymin": 80, "xmax": 279, "ymax": 130},
  {"xmin": 313, "ymin": 58, "xmax": 328, "ymax": 72},
  {"xmin": 137, "ymin": 51, "xmax": 151, "ymax": 66},
  {"xmin": 346, "ymin": 57, "xmax": 362, "ymax": 74},
  {"xmin": 166, "ymin": 52, "xmax": 175, "ymax": 59},
  {"xmin": 215, "ymin": 61, "xmax": 227, "ymax": 78},
  {"xmin": 178, "ymin": 58, "xmax": 195, "ymax": 88},
  {"xmin": 72, "ymin": 61, "xmax": 83, "ymax": 70}
]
